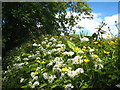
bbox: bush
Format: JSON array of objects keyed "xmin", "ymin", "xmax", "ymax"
[{"xmin": 2, "ymin": 35, "xmax": 120, "ymax": 89}]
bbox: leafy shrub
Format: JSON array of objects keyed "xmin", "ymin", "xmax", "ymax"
[{"xmin": 2, "ymin": 35, "xmax": 120, "ymax": 89}]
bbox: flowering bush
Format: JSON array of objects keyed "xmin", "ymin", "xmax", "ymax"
[{"xmin": 3, "ymin": 35, "xmax": 120, "ymax": 89}]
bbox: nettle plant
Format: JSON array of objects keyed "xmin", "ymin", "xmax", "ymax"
[{"xmin": 3, "ymin": 35, "xmax": 119, "ymax": 89}]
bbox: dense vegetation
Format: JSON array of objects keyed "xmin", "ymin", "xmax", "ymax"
[
  {"xmin": 2, "ymin": 2, "xmax": 120, "ymax": 89},
  {"xmin": 2, "ymin": 2, "xmax": 93, "ymax": 58},
  {"xmin": 2, "ymin": 35, "xmax": 120, "ymax": 89}
]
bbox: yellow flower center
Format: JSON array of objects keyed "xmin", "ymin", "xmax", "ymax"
[
  {"xmin": 75, "ymin": 47, "xmax": 80, "ymax": 52},
  {"xmin": 84, "ymin": 59, "xmax": 90, "ymax": 63},
  {"xmin": 98, "ymin": 44, "xmax": 102, "ymax": 47},
  {"xmin": 36, "ymin": 60, "xmax": 40, "ymax": 63},
  {"xmin": 104, "ymin": 51, "xmax": 110, "ymax": 54},
  {"xmin": 83, "ymin": 46, "xmax": 86, "ymax": 49},
  {"xmin": 62, "ymin": 52, "xmax": 65, "ymax": 55},
  {"xmin": 82, "ymin": 48, "xmax": 87, "ymax": 51},
  {"xmin": 41, "ymin": 61, "xmax": 46, "ymax": 64},
  {"xmin": 84, "ymin": 56, "xmax": 87, "ymax": 58},
  {"xmin": 25, "ymin": 62, "xmax": 29, "ymax": 65},
  {"xmin": 62, "ymin": 67, "xmax": 68, "ymax": 72},
  {"xmin": 46, "ymin": 44, "xmax": 50, "ymax": 47},
  {"xmin": 44, "ymin": 53, "xmax": 47, "ymax": 56},
  {"xmin": 34, "ymin": 72, "xmax": 39, "ymax": 75},
  {"xmin": 94, "ymin": 42, "xmax": 98, "ymax": 44},
  {"xmin": 93, "ymin": 54, "xmax": 98, "ymax": 58},
  {"xmin": 87, "ymin": 46, "xmax": 91, "ymax": 49}
]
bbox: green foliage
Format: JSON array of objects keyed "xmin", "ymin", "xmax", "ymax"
[
  {"xmin": 67, "ymin": 40, "xmax": 81, "ymax": 53},
  {"xmin": 2, "ymin": 2, "xmax": 93, "ymax": 58},
  {"xmin": 2, "ymin": 35, "xmax": 120, "ymax": 89}
]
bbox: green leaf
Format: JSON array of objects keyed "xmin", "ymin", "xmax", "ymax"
[
  {"xmin": 51, "ymin": 84, "xmax": 58, "ymax": 89},
  {"xmin": 21, "ymin": 85, "xmax": 29, "ymax": 88},
  {"xmin": 67, "ymin": 40, "xmax": 81, "ymax": 53},
  {"xmin": 39, "ymin": 83, "xmax": 47, "ymax": 88},
  {"xmin": 64, "ymin": 80, "xmax": 71, "ymax": 83}
]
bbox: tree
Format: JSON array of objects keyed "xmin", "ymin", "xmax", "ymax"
[{"xmin": 2, "ymin": 2, "xmax": 93, "ymax": 57}]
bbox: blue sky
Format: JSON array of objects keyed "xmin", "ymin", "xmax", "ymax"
[
  {"xmin": 71, "ymin": 2, "xmax": 119, "ymax": 37},
  {"xmin": 88, "ymin": 2, "xmax": 118, "ymax": 19}
]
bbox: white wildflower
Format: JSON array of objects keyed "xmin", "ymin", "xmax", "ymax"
[
  {"xmin": 23, "ymin": 58, "xmax": 29, "ymax": 61},
  {"xmin": 20, "ymin": 78, "xmax": 24, "ymax": 83},
  {"xmin": 16, "ymin": 56, "xmax": 21, "ymax": 61},
  {"xmin": 89, "ymin": 49, "xmax": 94, "ymax": 52},
  {"xmin": 116, "ymin": 83, "xmax": 120, "ymax": 88},
  {"xmin": 47, "ymin": 62, "xmax": 53, "ymax": 66},
  {"xmin": 67, "ymin": 59, "xmax": 73, "ymax": 63},
  {"xmin": 70, "ymin": 38, "xmax": 73, "ymax": 40},
  {"xmin": 78, "ymin": 50, "xmax": 84, "ymax": 54},
  {"xmin": 56, "ymin": 44, "xmax": 65, "ymax": 48},
  {"xmin": 80, "ymin": 37, "xmax": 89, "ymax": 42},
  {"xmin": 36, "ymin": 67, "xmax": 41, "ymax": 71},
  {"xmin": 95, "ymin": 64, "xmax": 104, "ymax": 70},
  {"xmin": 29, "ymin": 81, "xmax": 32, "ymax": 86},
  {"xmin": 45, "ymin": 37, "xmax": 48, "ymax": 40},
  {"xmin": 32, "ymin": 81, "xmax": 39, "ymax": 88},
  {"xmin": 51, "ymin": 49, "xmax": 57, "ymax": 52},
  {"xmin": 48, "ymin": 42, "xmax": 52, "ymax": 45},
  {"xmin": 31, "ymin": 72, "xmax": 35, "ymax": 78},
  {"xmin": 13, "ymin": 63, "xmax": 24, "ymax": 69},
  {"xmin": 63, "ymin": 51, "xmax": 74, "ymax": 56},
  {"xmin": 96, "ymin": 58, "xmax": 102, "ymax": 62},
  {"xmin": 65, "ymin": 83, "xmax": 74, "ymax": 89},
  {"xmin": 67, "ymin": 68, "xmax": 84, "ymax": 78},
  {"xmin": 50, "ymin": 37, "xmax": 57, "ymax": 42},
  {"xmin": 36, "ymin": 57, "xmax": 40, "ymax": 60},
  {"xmin": 38, "ymin": 44, "xmax": 41, "ymax": 46},
  {"xmin": 33, "ymin": 76, "xmax": 38, "ymax": 80},
  {"xmin": 72, "ymin": 56, "xmax": 83, "ymax": 64},
  {"xmin": 41, "ymin": 41, "xmax": 46, "ymax": 44},
  {"xmin": 36, "ymin": 51, "xmax": 40, "ymax": 54},
  {"xmin": 58, "ymin": 41, "xmax": 62, "ymax": 44},
  {"xmin": 33, "ymin": 43, "xmax": 38, "ymax": 46},
  {"xmin": 47, "ymin": 51, "xmax": 52, "ymax": 55},
  {"xmin": 75, "ymin": 68, "xmax": 84, "ymax": 74},
  {"xmin": 48, "ymin": 75, "xmax": 56, "ymax": 83},
  {"xmin": 43, "ymin": 73, "xmax": 49, "ymax": 80}
]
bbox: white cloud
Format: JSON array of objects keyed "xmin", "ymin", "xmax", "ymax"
[
  {"xmin": 102, "ymin": 14, "xmax": 119, "ymax": 38},
  {"xmin": 66, "ymin": 12, "xmax": 119, "ymax": 38},
  {"xmin": 56, "ymin": 11, "xmax": 119, "ymax": 38},
  {"xmin": 72, "ymin": 12, "xmax": 103, "ymax": 34}
]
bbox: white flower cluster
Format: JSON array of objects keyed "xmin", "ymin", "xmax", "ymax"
[
  {"xmin": 33, "ymin": 43, "xmax": 41, "ymax": 46},
  {"xmin": 67, "ymin": 67, "xmax": 84, "ymax": 78},
  {"xmin": 43, "ymin": 73, "xmax": 56, "ymax": 83},
  {"xmin": 56, "ymin": 44, "xmax": 65, "ymax": 48},
  {"xmin": 65, "ymin": 83, "xmax": 74, "ymax": 89},
  {"xmin": 80, "ymin": 37, "xmax": 89, "ymax": 42},
  {"xmin": 63, "ymin": 51, "xmax": 74, "ymax": 56},
  {"xmin": 78, "ymin": 50, "xmax": 84, "ymax": 54},
  {"xmin": 91, "ymin": 53, "xmax": 103, "ymax": 70},
  {"xmin": 13, "ymin": 63, "xmax": 24, "ymax": 69},
  {"xmin": 94, "ymin": 58, "xmax": 103, "ymax": 70},
  {"xmin": 29, "ymin": 81, "xmax": 40, "ymax": 88},
  {"xmin": 31, "ymin": 72, "xmax": 38, "ymax": 80},
  {"xmin": 23, "ymin": 58, "xmax": 29, "ymax": 61},
  {"xmin": 48, "ymin": 57, "xmax": 65, "ymax": 72},
  {"xmin": 50, "ymin": 37, "xmax": 57, "ymax": 42},
  {"xmin": 15, "ymin": 56, "xmax": 21, "ymax": 61},
  {"xmin": 72, "ymin": 56, "xmax": 83, "ymax": 64},
  {"xmin": 20, "ymin": 78, "xmax": 24, "ymax": 83}
]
